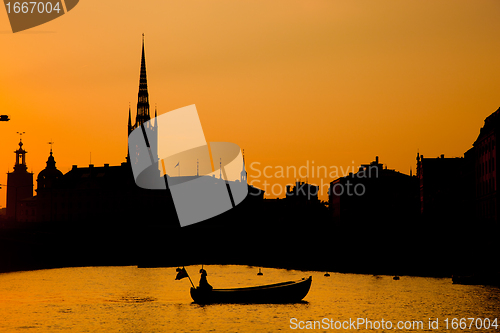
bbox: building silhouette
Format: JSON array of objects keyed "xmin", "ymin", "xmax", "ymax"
[
  {"xmin": 34, "ymin": 159, "xmax": 175, "ymax": 224},
  {"xmin": 329, "ymin": 156, "xmax": 418, "ymax": 226},
  {"xmin": 472, "ymin": 107, "xmax": 500, "ymax": 224},
  {"xmin": 5, "ymin": 36, "xmax": 259, "ymax": 228},
  {"xmin": 1, "ymin": 36, "xmax": 171, "ymax": 226},
  {"xmin": 286, "ymin": 181, "xmax": 320, "ymax": 204},
  {"xmin": 28, "ymin": 36, "xmax": 175, "ymax": 225},
  {"xmin": 417, "ymin": 107, "xmax": 500, "ymax": 225},
  {"xmin": 6, "ymin": 139, "xmax": 33, "ymax": 222},
  {"xmin": 416, "ymin": 153, "xmax": 470, "ymax": 223}
]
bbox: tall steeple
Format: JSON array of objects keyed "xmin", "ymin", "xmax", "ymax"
[
  {"xmin": 128, "ymin": 103, "xmax": 132, "ymax": 134},
  {"xmin": 127, "ymin": 35, "xmax": 158, "ymax": 165},
  {"xmin": 135, "ymin": 33, "xmax": 150, "ymax": 129},
  {"xmin": 241, "ymin": 149, "xmax": 247, "ymax": 183}
]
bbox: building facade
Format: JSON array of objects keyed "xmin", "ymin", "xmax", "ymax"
[
  {"xmin": 472, "ymin": 107, "xmax": 500, "ymax": 224},
  {"xmin": 416, "ymin": 153, "xmax": 469, "ymax": 222}
]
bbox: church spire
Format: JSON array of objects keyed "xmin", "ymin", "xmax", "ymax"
[
  {"xmin": 128, "ymin": 103, "xmax": 132, "ymax": 134},
  {"xmin": 135, "ymin": 33, "xmax": 150, "ymax": 128},
  {"xmin": 241, "ymin": 149, "xmax": 247, "ymax": 183},
  {"xmin": 127, "ymin": 35, "xmax": 158, "ymax": 164}
]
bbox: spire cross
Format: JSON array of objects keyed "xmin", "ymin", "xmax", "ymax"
[
  {"xmin": 48, "ymin": 140, "xmax": 54, "ymax": 152},
  {"xmin": 16, "ymin": 131, "xmax": 25, "ymax": 141}
]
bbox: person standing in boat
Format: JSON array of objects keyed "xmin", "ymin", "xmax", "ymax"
[{"xmin": 199, "ymin": 268, "xmax": 213, "ymax": 290}]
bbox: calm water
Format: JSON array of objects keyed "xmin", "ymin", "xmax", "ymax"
[{"xmin": 0, "ymin": 265, "xmax": 498, "ymax": 332}]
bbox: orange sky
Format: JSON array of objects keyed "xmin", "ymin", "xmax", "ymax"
[{"xmin": 1, "ymin": 0, "xmax": 500, "ymax": 205}]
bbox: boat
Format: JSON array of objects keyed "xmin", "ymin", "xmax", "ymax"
[{"xmin": 190, "ymin": 276, "xmax": 312, "ymax": 304}]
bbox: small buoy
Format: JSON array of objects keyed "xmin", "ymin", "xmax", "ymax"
[
  {"xmin": 324, "ymin": 272, "xmax": 330, "ymax": 277},
  {"xmin": 257, "ymin": 268, "xmax": 263, "ymax": 276}
]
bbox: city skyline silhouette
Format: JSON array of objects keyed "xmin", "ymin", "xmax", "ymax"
[
  {"xmin": 1, "ymin": 3, "xmax": 499, "ymax": 333},
  {"xmin": 0, "ymin": 0, "xmax": 500, "ymax": 332},
  {"xmin": 2, "ymin": 0, "xmax": 500, "ymax": 208}
]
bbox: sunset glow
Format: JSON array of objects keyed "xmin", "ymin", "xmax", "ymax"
[{"xmin": 1, "ymin": 0, "xmax": 500, "ymax": 205}]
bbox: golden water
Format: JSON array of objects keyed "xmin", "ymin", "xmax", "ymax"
[{"xmin": 0, "ymin": 265, "xmax": 498, "ymax": 332}]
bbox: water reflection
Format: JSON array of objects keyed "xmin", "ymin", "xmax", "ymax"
[{"xmin": 0, "ymin": 265, "xmax": 497, "ymax": 332}]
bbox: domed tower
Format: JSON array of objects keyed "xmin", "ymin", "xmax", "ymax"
[
  {"xmin": 37, "ymin": 148, "xmax": 63, "ymax": 191},
  {"xmin": 36, "ymin": 148, "xmax": 63, "ymax": 222}
]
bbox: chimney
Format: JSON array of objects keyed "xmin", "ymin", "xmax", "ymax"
[{"xmin": 375, "ymin": 156, "xmax": 379, "ymax": 164}]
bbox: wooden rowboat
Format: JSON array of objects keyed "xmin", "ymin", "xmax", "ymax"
[{"xmin": 190, "ymin": 276, "xmax": 312, "ymax": 304}]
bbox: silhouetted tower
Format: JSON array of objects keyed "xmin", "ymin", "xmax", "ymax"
[
  {"xmin": 6, "ymin": 138, "xmax": 34, "ymax": 221},
  {"xmin": 127, "ymin": 34, "xmax": 158, "ymax": 163}
]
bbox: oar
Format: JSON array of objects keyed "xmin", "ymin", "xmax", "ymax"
[{"xmin": 184, "ymin": 266, "xmax": 195, "ymax": 288}]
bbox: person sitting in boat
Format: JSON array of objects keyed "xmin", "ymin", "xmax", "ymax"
[{"xmin": 199, "ymin": 268, "xmax": 213, "ymax": 291}]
